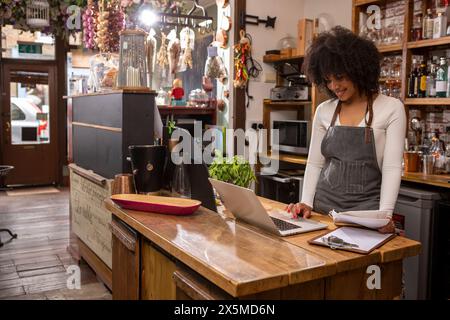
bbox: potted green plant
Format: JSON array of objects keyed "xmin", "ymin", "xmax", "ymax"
[{"xmin": 208, "ymin": 151, "xmax": 256, "ymax": 188}]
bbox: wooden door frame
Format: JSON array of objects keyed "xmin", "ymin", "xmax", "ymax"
[
  {"xmin": 0, "ymin": 29, "xmax": 67, "ymax": 186},
  {"xmin": 0, "ymin": 60, "xmax": 59, "ymax": 185}
]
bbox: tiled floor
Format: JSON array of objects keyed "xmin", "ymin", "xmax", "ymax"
[{"xmin": 0, "ymin": 187, "xmax": 112, "ymax": 300}]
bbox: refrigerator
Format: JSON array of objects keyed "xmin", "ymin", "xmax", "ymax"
[{"xmin": 393, "ymin": 185, "xmax": 442, "ymax": 300}]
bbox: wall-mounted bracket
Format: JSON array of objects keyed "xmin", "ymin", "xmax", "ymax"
[{"xmin": 241, "ymin": 13, "xmax": 276, "ymax": 28}]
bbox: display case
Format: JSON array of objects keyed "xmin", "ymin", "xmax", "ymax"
[{"xmin": 117, "ymin": 29, "xmax": 148, "ymax": 89}]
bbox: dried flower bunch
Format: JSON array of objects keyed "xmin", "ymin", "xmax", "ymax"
[{"xmin": 0, "ymin": 0, "xmax": 87, "ymax": 40}]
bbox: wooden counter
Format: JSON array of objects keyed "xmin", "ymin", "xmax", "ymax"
[{"xmin": 105, "ymin": 197, "xmax": 420, "ymax": 300}]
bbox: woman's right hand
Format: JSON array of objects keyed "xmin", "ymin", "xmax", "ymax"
[{"xmin": 285, "ymin": 203, "xmax": 312, "ymax": 219}]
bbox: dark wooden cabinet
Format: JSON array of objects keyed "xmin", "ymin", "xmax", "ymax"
[{"xmin": 70, "ymin": 90, "xmax": 156, "ymax": 179}]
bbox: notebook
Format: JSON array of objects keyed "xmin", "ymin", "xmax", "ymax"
[
  {"xmin": 329, "ymin": 209, "xmax": 391, "ymax": 230},
  {"xmin": 308, "ymin": 226, "xmax": 396, "ymax": 254}
]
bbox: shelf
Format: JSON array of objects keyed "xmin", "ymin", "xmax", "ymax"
[
  {"xmin": 403, "ymin": 98, "xmax": 450, "ymax": 105},
  {"xmin": 407, "ymin": 36, "xmax": 450, "ymax": 49},
  {"xmin": 263, "ymin": 54, "xmax": 304, "ymax": 64},
  {"xmin": 376, "ymin": 43, "xmax": 403, "ymax": 53},
  {"xmin": 263, "ymin": 99, "xmax": 312, "ymax": 106},
  {"xmin": 354, "ymin": 0, "xmax": 382, "ymax": 7},
  {"xmin": 157, "ymin": 106, "xmax": 216, "ymax": 114},
  {"xmin": 259, "ymin": 153, "xmax": 308, "ymax": 165},
  {"xmin": 261, "ymin": 153, "xmax": 450, "ymax": 188}
]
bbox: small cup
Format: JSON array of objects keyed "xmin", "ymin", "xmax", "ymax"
[
  {"xmin": 403, "ymin": 151, "xmax": 420, "ymax": 173},
  {"xmin": 422, "ymin": 155, "xmax": 435, "ymax": 175},
  {"xmin": 112, "ymin": 174, "xmax": 136, "ymax": 195}
]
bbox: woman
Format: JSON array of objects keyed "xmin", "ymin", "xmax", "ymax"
[{"xmin": 286, "ymin": 27, "xmax": 406, "ymax": 234}]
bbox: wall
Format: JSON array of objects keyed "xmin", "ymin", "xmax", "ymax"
[
  {"xmin": 243, "ymin": 0, "xmax": 353, "ymax": 128},
  {"xmin": 245, "ymin": 0, "xmax": 304, "ymax": 128},
  {"xmin": 303, "ymin": 0, "xmax": 353, "ymax": 30}
]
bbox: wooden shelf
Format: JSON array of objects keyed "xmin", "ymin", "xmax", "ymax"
[
  {"xmin": 260, "ymin": 153, "xmax": 308, "ymax": 165},
  {"xmin": 354, "ymin": 0, "xmax": 381, "ymax": 7},
  {"xmin": 407, "ymin": 36, "xmax": 450, "ymax": 49},
  {"xmin": 261, "ymin": 154, "xmax": 450, "ymax": 188},
  {"xmin": 404, "ymin": 98, "xmax": 450, "ymax": 105},
  {"xmin": 376, "ymin": 43, "xmax": 403, "ymax": 53},
  {"xmin": 263, "ymin": 54, "xmax": 304, "ymax": 64},
  {"xmin": 263, "ymin": 99, "xmax": 312, "ymax": 106}
]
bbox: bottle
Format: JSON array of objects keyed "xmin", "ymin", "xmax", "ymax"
[
  {"xmin": 445, "ymin": 144, "xmax": 450, "ymax": 174},
  {"xmin": 426, "ymin": 61, "xmax": 437, "ymax": 97},
  {"xmin": 424, "ymin": 9, "xmax": 435, "ymax": 39},
  {"xmin": 433, "ymin": 12, "xmax": 447, "ymax": 38},
  {"xmin": 408, "ymin": 59, "xmax": 419, "ymax": 98},
  {"xmin": 430, "ymin": 131, "xmax": 446, "ymax": 174},
  {"xmin": 412, "ymin": 14, "xmax": 423, "ymax": 41},
  {"xmin": 418, "ymin": 62, "xmax": 428, "ymax": 97},
  {"xmin": 436, "ymin": 57, "xmax": 448, "ymax": 97}
]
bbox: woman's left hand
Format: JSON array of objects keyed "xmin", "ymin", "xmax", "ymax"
[{"xmin": 378, "ymin": 219, "xmax": 395, "ymax": 234}]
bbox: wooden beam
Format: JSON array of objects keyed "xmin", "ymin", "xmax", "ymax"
[{"xmin": 55, "ymin": 36, "xmax": 68, "ymax": 187}]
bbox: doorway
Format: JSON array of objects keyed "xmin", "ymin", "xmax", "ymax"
[{"xmin": 1, "ymin": 62, "xmax": 58, "ymax": 186}]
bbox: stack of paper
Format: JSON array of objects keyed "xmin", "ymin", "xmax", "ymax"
[{"xmin": 329, "ymin": 210, "xmax": 391, "ymax": 230}]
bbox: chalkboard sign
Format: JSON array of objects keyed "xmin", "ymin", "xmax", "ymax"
[{"xmin": 70, "ymin": 168, "xmax": 113, "ymax": 269}]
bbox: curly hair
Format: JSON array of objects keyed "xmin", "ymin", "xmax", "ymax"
[{"xmin": 303, "ymin": 26, "xmax": 381, "ymax": 99}]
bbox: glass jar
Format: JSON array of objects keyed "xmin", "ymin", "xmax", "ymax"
[
  {"xmin": 155, "ymin": 88, "xmax": 170, "ymax": 106},
  {"xmin": 188, "ymin": 89, "xmax": 209, "ymax": 108},
  {"xmin": 171, "ymin": 163, "xmax": 191, "ymax": 198},
  {"xmin": 430, "ymin": 133, "xmax": 445, "ymax": 174},
  {"xmin": 88, "ymin": 53, "xmax": 119, "ymax": 92}
]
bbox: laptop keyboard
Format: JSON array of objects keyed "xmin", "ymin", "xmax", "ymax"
[{"xmin": 270, "ymin": 217, "xmax": 301, "ymax": 231}]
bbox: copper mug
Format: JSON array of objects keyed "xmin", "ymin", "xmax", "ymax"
[
  {"xmin": 111, "ymin": 174, "xmax": 136, "ymax": 195},
  {"xmin": 403, "ymin": 151, "xmax": 420, "ymax": 173}
]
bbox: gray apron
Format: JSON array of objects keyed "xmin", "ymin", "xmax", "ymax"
[{"xmin": 313, "ymin": 97, "xmax": 382, "ymax": 215}]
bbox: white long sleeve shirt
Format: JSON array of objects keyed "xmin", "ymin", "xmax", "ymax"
[{"xmin": 301, "ymin": 94, "xmax": 407, "ymax": 216}]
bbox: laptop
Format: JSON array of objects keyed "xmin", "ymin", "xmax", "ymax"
[{"xmin": 209, "ymin": 179, "xmax": 328, "ymax": 237}]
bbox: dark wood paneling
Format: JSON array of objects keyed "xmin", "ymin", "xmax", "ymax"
[{"xmin": 71, "ymin": 92, "xmax": 156, "ymax": 179}]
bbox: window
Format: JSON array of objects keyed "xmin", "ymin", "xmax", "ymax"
[{"xmin": 11, "ymin": 103, "xmax": 25, "ymax": 121}]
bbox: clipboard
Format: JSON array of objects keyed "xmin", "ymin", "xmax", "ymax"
[{"xmin": 308, "ymin": 226, "xmax": 396, "ymax": 254}]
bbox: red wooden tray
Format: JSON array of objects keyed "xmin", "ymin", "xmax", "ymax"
[{"xmin": 110, "ymin": 194, "xmax": 201, "ymax": 216}]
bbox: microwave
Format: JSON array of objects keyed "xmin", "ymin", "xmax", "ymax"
[{"xmin": 272, "ymin": 120, "xmax": 310, "ymax": 155}]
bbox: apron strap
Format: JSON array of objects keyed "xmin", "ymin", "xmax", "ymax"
[
  {"xmin": 330, "ymin": 101, "xmax": 342, "ymax": 127},
  {"xmin": 330, "ymin": 94, "xmax": 375, "ymax": 144},
  {"xmin": 364, "ymin": 94, "xmax": 374, "ymax": 144}
]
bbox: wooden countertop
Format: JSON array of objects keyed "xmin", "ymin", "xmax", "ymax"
[{"xmin": 105, "ymin": 197, "xmax": 421, "ymax": 297}]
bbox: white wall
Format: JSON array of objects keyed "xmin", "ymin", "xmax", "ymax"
[
  {"xmin": 245, "ymin": 0, "xmax": 304, "ymax": 128},
  {"xmin": 303, "ymin": 0, "xmax": 353, "ymax": 30},
  {"xmin": 243, "ymin": 0, "xmax": 353, "ymax": 128}
]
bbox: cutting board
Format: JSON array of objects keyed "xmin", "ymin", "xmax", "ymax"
[{"xmin": 111, "ymin": 194, "xmax": 202, "ymax": 216}]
